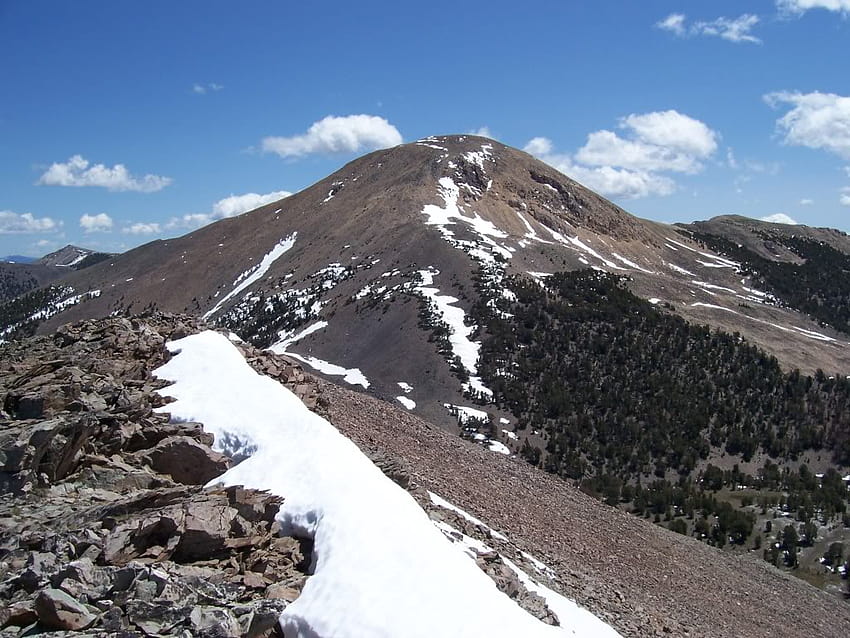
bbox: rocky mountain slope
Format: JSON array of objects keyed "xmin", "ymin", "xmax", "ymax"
[
  {"xmin": 2, "ymin": 136, "xmax": 849, "ymax": 600},
  {"xmin": 2, "ymin": 314, "xmax": 848, "ymax": 637},
  {"xmin": 8, "ymin": 137, "xmax": 849, "ymax": 424}
]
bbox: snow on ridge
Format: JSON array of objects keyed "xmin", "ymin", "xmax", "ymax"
[
  {"xmin": 444, "ymin": 403, "xmax": 489, "ymax": 424},
  {"xmin": 462, "ymin": 143, "xmax": 494, "ymax": 171},
  {"xmin": 153, "ymin": 331, "xmax": 617, "ymax": 637},
  {"xmin": 791, "ymin": 326, "xmax": 837, "ymax": 342},
  {"xmin": 424, "ymin": 177, "xmax": 508, "ymax": 238},
  {"xmin": 204, "ymin": 233, "xmax": 297, "ymax": 319},
  {"xmin": 396, "ymin": 396, "xmax": 416, "ymax": 410},
  {"xmin": 282, "ymin": 351, "xmax": 370, "ymax": 388},
  {"xmin": 691, "ymin": 280, "xmax": 737, "ymax": 294},
  {"xmin": 666, "ymin": 262, "xmax": 696, "ymax": 277},
  {"xmin": 421, "ymin": 177, "xmax": 512, "ymax": 263},
  {"xmin": 269, "ymin": 320, "xmax": 328, "ymax": 353},
  {"xmin": 610, "ymin": 252, "xmax": 654, "ymax": 274},
  {"xmin": 501, "ymin": 556, "xmax": 622, "ymax": 638},
  {"xmin": 516, "ymin": 211, "xmax": 554, "ymax": 245},
  {"xmin": 418, "ymin": 269, "xmax": 493, "ymax": 397},
  {"xmin": 535, "ymin": 220, "xmax": 624, "ymax": 271},
  {"xmin": 429, "ymin": 491, "xmax": 508, "ymax": 541}
]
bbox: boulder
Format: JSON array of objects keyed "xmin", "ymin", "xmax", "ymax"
[
  {"xmin": 34, "ymin": 587, "xmax": 98, "ymax": 630},
  {"xmin": 190, "ymin": 606, "xmax": 242, "ymax": 637},
  {"xmin": 144, "ymin": 435, "xmax": 230, "ymax": 485}
]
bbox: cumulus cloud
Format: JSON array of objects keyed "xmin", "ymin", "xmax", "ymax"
[
  {"xmin": 765, "ymin": 91, "xmax": 850, "ymax": 159},
  {"xmin": 38, "ymin": 155, "xmax": 172, "ymax": 192},
  {"xmin": 523, "ymin": 139, "xmax": 676, "ymax": 200},
  {"xmin": 656, "ymin": 13, "xmax": 761, "ymax": 43},
  {"xmin": 262, "ymin": 115, "xmax": 403, "ymax": 158},
  {"xmin": 212, "ymin": 190, "xmax": 292, "ymax": 218},
  {"xmin": 0, "ymin": 210, "xmax": 59, "ymax": 234},
  {"xmin": 525, "ymin": 110, "xmax": 717, "ymax": 199},
  {"xmin": 777, "ymin": 0, "xmax": 850, "ymax": 15},
  {"xmin": 656, "ymin": 13, "xmax": 686, "ymax": 36},
  {"xmin": 841, "ymin": 188, "xmax": 850, "ymax": 206},
  {"xmin": 123, "ymin": 222, "xmax": 161, "ymax": 235},
  {"xmin": 761, "ymin": 213, "xmax": 799, "ymax": 224},
  {"xmin": 576, "ymin": 111, "xmax": 717, "ymax": 175},
  {"xmin": 80, "ymin": 213, "xmax": 113, "ymax": 233},
  {"xmin": 164, "ymin": 190, "xmax": 293, "ymax": 231},
  {"xmin": 469, "ymin": 126, "xmax": 494, "ymax": 139},
  {"xmin": 193, "ymin": 82, "xmax": 224, "ymax": 94}
]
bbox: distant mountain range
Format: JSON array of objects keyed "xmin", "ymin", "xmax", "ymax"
[
  {"xmin": 0, "ymin": 255, "xmax": 36, "ymax": 264},
  {"xmin": 0, "ymin": 245, "xmax": 112, "ymax": 303}
]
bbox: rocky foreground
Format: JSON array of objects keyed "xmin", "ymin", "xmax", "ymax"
[
  {"xmin": 2, "ymin": 313, "xmax": 849, "ymax": 637},
  {"xmin": 0, "ymin": 315, "xmax": 310, "ymax": 636},
  {"xmin": 0, "ymin": 314, "xmax": 573, "ymax": 636}
]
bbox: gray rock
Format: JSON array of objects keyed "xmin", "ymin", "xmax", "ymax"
[
  {"xmin": 125, "ymin": 600, "xmax": 192, "ymax": 635},
  {"xmin": 190, "ymin": 606, "xmax": 242, "ymax": 637},
  {"xmin": 144, "ymin": 435, "xmax": 229, "ymax": 485},
  {"xmin": 34, "ymin": 587, "xmax": 98, "ymax": 630}
]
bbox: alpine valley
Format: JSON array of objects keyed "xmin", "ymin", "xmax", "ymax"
[{"xmin": 2, "ymin": 136, "xmax": 850, "ymax": 637}]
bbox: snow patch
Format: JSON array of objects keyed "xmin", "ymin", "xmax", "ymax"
[
  {"xmin": 204, "ymin": 233, "xmax": 296, "ymax": 319},
  {"xmin": 428, "ymin": 492, "xmax": 508, "ymax": 542},
  {"xmin": 153, "ymin": 332, "xmax": 616, "ymax": 637},
  {"xmin": 269, "ymin": 321, "xmax": 329, "ymax": 353},
  {"xmin": 282, "ymin": 351, "xmax": 370, "ymax": 388},
  {"xmin": 418, "ymin": 269, "xmax": 492, "ymax": 397},
  {"xmin": 396, "ymin": 396, "xmax": 416, "ymax": 410}
]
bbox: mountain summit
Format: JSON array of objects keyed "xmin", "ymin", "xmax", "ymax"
[{"xmin": 24, "ymin": 135, "xmax": 849, "ymax": 421}]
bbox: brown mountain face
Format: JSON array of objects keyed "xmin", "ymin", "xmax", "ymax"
[{"xmin": 31, "ymin": 135, "xmax": 850, "ymax": 427}]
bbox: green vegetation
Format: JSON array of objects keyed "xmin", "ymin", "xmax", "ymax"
[
  {"xmin": 468, "ymin": 269, "xmax": 850, "ymax": 564},
  {"xmin": 0, "ymin": 285, "xmax": 70, "ymax": 340},
  {"xmin": 476, "ymin": 270, "xmax": 850, "ymax": 473},
  {"xmin": 688, "ymin": 230, "xmax": 850, "ymax": 335}
]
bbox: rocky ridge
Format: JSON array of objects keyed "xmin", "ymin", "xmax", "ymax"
[
  {"xmin": 0, "ymin": 314, "xmax": 310, "ymax": 636},
  {"xmin": 0, "ymin": 313, "xmax": 588, "ymax": 636}
]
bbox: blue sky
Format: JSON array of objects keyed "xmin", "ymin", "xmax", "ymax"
[{"xmin": 2, "ymin": 0, "xmax": 849, "ymax": 257}]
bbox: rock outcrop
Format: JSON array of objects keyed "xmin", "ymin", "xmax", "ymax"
[{"xmin": 0, "ymin": 314, "xmax": 310, "ymax": 636}]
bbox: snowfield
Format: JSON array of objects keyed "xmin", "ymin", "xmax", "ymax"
[{"xmin": 154, "ymin": 331, "xmax": 620, "ymax": 638}]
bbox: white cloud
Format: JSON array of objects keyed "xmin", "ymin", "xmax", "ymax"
[
  {"xmin": 193, "ymin": 82, "xmax": 224, "ymax": 94},
  {"xmin": 525, "ymin": 110, "xmax": 717, "ymax": 199},
  {"xmin": 80, "ymin": 213, "xmax": 113, "ymax": 232},
  {"xmin": 576, "ymin": 111, "xmax": 717, "ymax": 176},
  {"xmin": 777, "ymin": 0, "xmax": 850, "ymax": 15},
  {"xmin": 166, "ymin": 213, "xmax": 216, "ymax": 230},
  {"xmin": 524, "ymin": 137, "xmax": 553, "ymax": 156},
  {"xmin": 841, "ymin": 188, "xmax": 850, "ymax": 206},
  {"xmin": 765, "ymin": 91, "xmax": 850, "ymax": 160},
  {"xmin": 262, "ymin": 114, "xmax": 403, "ymax": 158},
  {"xmin": 212, "ymin": 190, "xmax": 292, "ymax": 218},
  {"xmin": 0, "ymin": 210, "xmax": 59, "ymax": 234},
  {"xmin": 123, "ymin": 222, "xmax": 161, "ymax": 235},
  {"xmin": 523, "ymin": 138, "xmax": 676, "ymax": 199},
  {"xmin": 164, "ymin": 190, "xmax": 293, "ymax": 231},
  {"xmin": 38, "ymin": 155, "xmax": 172, "ymax": 192},
  {"xmin": 761, "ymin": 213, "xmax": 799, "ymax": 224},
  {"xmin": 694, "ymin": 15, "xmax": 761, "ymax": 43},
  {"xmin": 656, "ymin": 13, "xmax": 761, "ymax": 44},
  {"xmin": 656, "ymin": 13, "xmax": 687, "ymax": 36},
  {"xmin": 469, "ymin": 126, "xmax": 494, "ymax": 139},
  {"xmin": 1, "ymin": 211, "xmax": 58, "ymax": 233},
  {"xmin": 799, "ymin": 198, "xmax": 814, "ymax": 205}
]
